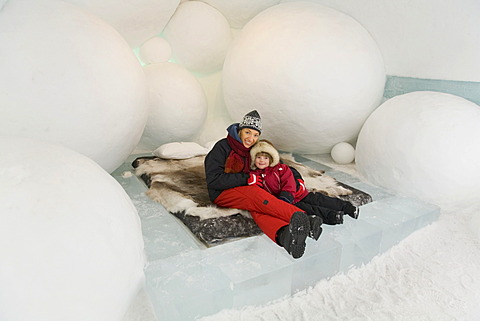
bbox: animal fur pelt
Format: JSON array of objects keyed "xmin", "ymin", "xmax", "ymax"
[
  {"xmin": 279, "ymin": 154, "xmax": 352, "ymax": 197},
  {"xmin": 133, "ymin": 154, "xmax": 352, "ymax": 221},
  {"xmin": 132, "ymin": 154, "xmax": 370, "ymax": 246}
]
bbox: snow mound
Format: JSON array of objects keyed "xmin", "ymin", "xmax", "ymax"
[
  {"xmin": 0, "ymin": 0, "xmax": 148, "ymax": 173},
  {"xmin": 0, "ymin": 137, "xmax": 145, "ymax": 321},
  {"xmin": 200, "ymin": 0, "xmax": 280, "ymax": 29},
  {"xmin": 356, "ymin": 91, "xmax": 480, "ymax": 205},
  {"xmin": 139, "ymin": 36, "xmax": 172, "ymax": 64},
  {"xmin": 163, "ymin": 1, "xmax": 232, "ymax": 73},
  {"xmin": 138, "ymin": 62, "xmax": 208, "ymax": 150},
  {"xmin": 222, "ymin": 1, "xmax": 385, "ymax": 154},
  {"xmin": 64, "ymin": 0, "xmax": 179, "ymax": 47}
]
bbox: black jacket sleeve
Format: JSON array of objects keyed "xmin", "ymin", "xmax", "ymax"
[
  {"xmin": 288, "ymin": 165, "xmax": 304, "ymax": 191},
  {"xmin": 204, "ymin": 139, "xmax": 249, "ymax": 201}
]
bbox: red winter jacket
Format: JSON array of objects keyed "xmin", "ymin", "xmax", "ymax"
[{"xmin": 250, "ymin": 140, "xmax": 310, "ymax": 203}]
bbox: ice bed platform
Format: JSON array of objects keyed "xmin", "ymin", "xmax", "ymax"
[{"xmin": 111, "ymin": 154, "xmax": 440, "ymax": 321}]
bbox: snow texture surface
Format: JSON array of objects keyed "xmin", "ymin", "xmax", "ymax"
[
  {"xmin": 201, "ymin": 0, "xmax": 281, "ymax": 29},
  {"xmin": 201, "ymin": 203, "xmax": 480, "ymax": 320},
  {"xmin": 163, "ymin": 1, "xmax": 232, "ymax": 73},
  {"xmin": 356, "ymin": 91, "xmax": 480, "ymax": 205},
  {"xmin": 0, "ymin": 0, "xmax": 148, "ymax": 173},
  {"xmin": 64, "ymin": 0, "xmax": 179, "ymax": 47},
  {"xmin": 0, "ymin": 137, "xmax": 145, "ymax": 321},
  {"xmin": 137, "ymin": 62, "xmax": 208, "ymax": 150},
  {"xmin": 222, "ymin": 1, "xmax": 385, "ymax": 154},
  {"xmin": 139, "ymin": 37, "xmax": 172, "ymax": 65}
]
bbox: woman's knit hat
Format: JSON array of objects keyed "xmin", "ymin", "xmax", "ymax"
[
  {"xmin": 239, "ymin": 110, "xmax": 262, "ymax": 133},
  {"xmin": 250, "ymin": 139, "xmax": 280, "ymax": 169}
]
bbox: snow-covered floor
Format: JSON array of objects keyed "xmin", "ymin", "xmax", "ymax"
[{"xmin": 122, "ymin": 155, "xmax": 480, "ymax": 321}]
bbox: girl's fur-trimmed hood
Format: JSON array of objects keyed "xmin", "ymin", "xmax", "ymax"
[{"xmin": 250, "ymin": 140, "xmax": 280, "ymax": 169}]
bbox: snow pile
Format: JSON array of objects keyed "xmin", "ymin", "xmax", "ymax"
[
  {"xmin": 356, "ymin": 91, "xmax": 480, "ymax": 206},
  {"xmin": 139, "ymin": 37, "xmax": 172, "ymax": 65},
  {"xmin": 0, "ymin": 0, "xmax": 148, "ymax": 173},
  {"xmin": 163, "ymin": 1, "xmax": 232, "ymax": 73},
  {"xmin": 201, "ymin": 0, "xmax": 280, "ymax": 29},
  {"xmin": 138, "ymin": 62, "xmax": 208, "ymax": 150},
  {"xmin": 222, "ymin": 1, "xmax": 385, "ymax": 154},
  {"xmin": 64, "ymin": 0, "xmax": 179, "ymax": 48},
  {"xmin": 0, "ymin": 138, "xmax": 145, "ymax": 321}
]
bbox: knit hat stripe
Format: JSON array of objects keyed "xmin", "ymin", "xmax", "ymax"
[{"xmin": 239, "ymin": 110, "xmax": 262, "ymax": 133}]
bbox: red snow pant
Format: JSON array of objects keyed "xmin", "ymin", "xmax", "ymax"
[{"xmin": 213, "ymin": 185, "xmax": 305, "ymax": 242}]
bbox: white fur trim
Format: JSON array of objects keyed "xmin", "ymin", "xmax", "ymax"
[{"xmin": 250, "ymin": 140, "xmax": 280, "ymax": 169}]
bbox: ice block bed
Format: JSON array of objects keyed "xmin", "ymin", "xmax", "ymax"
[{"xmin": 111, "ymin": 154, "xmax": 440, "ymax": 321}]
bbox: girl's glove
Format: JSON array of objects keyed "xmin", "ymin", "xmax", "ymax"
[
  {"xmin": 247, "ymin": 173, "xmax": 263, "ymax": 187},
  {"xmin": 278, "ymin": 191, "xmax": 294, "ymax": 204},
  {"xmin": 296, "ymin": 178, "xmax": 306, "ymax": 194}
]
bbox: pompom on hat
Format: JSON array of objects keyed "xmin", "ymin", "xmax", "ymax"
[{"xmin": 239, "ymin": 110, "xmax": 262, "ymax": 133}]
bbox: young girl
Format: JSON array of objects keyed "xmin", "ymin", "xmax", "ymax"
[{"xmin": 250, "ymin": 140, "xmax": 359, "ymax": 226}]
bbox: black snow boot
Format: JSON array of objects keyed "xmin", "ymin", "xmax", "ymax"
[
  {"xmin": 344, "ymin": 202, "xmax": 360, "ymax": 219},
  {"xmin": 308, "ymin": 215, "xmax": 323, "ymax": 241},
  {"xmin": 276, "ymin": 211, "xmax": 310, "ymax": 259},
  {"xmin": 324, "ymin": 210, "xmax": 344, "ymax": 225}
]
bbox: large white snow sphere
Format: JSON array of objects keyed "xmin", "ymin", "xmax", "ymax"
[
  {"xmin": 64, "ymin": 0, "xmax": 179, "ymax": 47},
  {"xmin": 356, "ymin": 91, "xmax": 480, "ymax": 205},
  {"xmin": 138, "ymin": 62, "xmax": 208, "ymax": 150},
  {"xmin": 139, "ymin": 36, "xmax": 172, "ymax": 65},
  {"xmin": 163, "ymin": 1, "xmax": 232, "ymax": 73},
  {"xmin": 223, "ymin": 1, "xmax": 385, "ymax": 154},
  {"xmin": 0, "ymin": 0, "xmax": 148, "ymax": 173},
  {"xmin": 200, "ymin": 0, "xmax": 280, "ymax": 29},
  {"xmin": 0, "ymin": 137, "xmax": 145, "ymax": 321},
  {"xmin": 331, "ymin": 142, "xmax": 355, "ymax": 164}
]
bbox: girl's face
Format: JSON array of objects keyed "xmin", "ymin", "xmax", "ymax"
[
  {"xmin": 255, "ymin": 155, "xmax": 270, "ymax": 170},
  {"xmin": 239, "ymin": 128, "xmax": 260, "ymax": 148}
]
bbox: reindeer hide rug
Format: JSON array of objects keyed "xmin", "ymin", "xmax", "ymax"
[{"xmin": 132, "ymin": 154, "xmax": 371, "ymax": 246}]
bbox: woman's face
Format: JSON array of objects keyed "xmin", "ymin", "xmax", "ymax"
[{"xmin": 239, "ymin": 128, "xmax": 260, "ymax": 148}]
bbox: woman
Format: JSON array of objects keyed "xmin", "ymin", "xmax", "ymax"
[{"xmin": 204, "ymin": 110, "xmax": 321, "ymax": 259}]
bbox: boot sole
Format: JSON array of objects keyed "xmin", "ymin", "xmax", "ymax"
[
  {"xmin": 309, "ymin": 216, "xmax": 323, "ymax": 241},
  {"xmin": 288, "ymin": 212, "xmax": 310, "ymax": 259}
]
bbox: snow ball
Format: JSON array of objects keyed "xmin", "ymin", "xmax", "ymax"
[
  {"xmin": 201, "ymin": 0, "xmax": 280, "ymax": 29},
  {"xmin": 331, "ymin": 142, "xmax": 355, "ymax": 164},
  {"xmin": 222, "ymin": 2, "xmax": 385, "ymax": 154},
  {"xmin": 0, "ymin": 137, "xmax": 145, "ymax": 321},
  {"xmin": 138, "ymin": 62, "xmax": 208, "ymax": 150},
  {"xmin": 64, "ymin": 0, "xmax": 179, "ymax": 47},
  {"xmin": 356, "ymin": 91, "xmax": 480, "ymax": 205},
  {"xmin": 139, "ymin": 36, "xmax": 172, "ymax": 64},
  {"xmin": 0, "ymin": 0, "xmax": 148, "ymax": 173},
  {"xmin": 163, "ymin": 1, "xmax": 232, "ymax": 73}
]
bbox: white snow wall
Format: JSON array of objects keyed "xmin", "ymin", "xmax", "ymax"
[{"xmin": 280, "ymin": 0, "xmax": 480, "ymax": 106}]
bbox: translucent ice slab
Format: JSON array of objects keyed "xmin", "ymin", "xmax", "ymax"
[{"xmin": 112, "ymin": 154, "xmax": 440, "ymax": 321}]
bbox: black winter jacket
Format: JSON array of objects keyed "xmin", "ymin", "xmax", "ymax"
[{"xmin": 204, "ymin": 137, "xmax": 250, "ymax": 202}]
